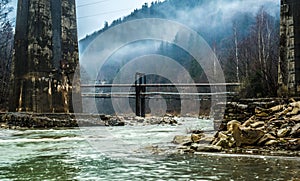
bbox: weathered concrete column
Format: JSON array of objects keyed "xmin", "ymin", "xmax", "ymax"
[
  {"xmin": 10, "ymin": 0, "xmax": 81, "ymax": 113},
  {"xmin": 278, "ymin": 0, "xmax": 300, "ymax": 96}
]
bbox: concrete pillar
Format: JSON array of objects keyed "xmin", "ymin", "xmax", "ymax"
[
  {"xmin": 10, "ymin": 0, "xmax": 81, "ymax": 113},
  {"xmin": 278, "ymin": 0, "xmax": 300, "ymax": 96}
]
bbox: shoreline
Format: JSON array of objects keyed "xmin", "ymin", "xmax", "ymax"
[
  {"xmin": 0, "ymin": 112, "xmax": 192, "ymax": 129},
  {"xmin": 173, "ymin": 99, "xmax": 300, "ymax": 157},
  {"xmin": 1, "ymin": 104, "xmax": 299, "ymax": 157}
]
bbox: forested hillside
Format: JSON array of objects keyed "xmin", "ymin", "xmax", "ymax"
[{"xmin": 79, "ymin": 0, "xmax": 280, "ymax": 97}]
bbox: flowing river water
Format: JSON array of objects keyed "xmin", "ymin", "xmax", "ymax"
[{"xmin": 0, "ymin": 118, "xmax": 299, "ymax": 180}]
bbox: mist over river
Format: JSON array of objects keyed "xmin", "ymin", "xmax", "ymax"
[{"xmin": 0, "ymin": 118, "xmax": 299, "ymax": 180}]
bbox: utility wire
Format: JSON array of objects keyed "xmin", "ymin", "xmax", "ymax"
[
  {"xmin": 77, "ymin": 8, "xmax": 132, "ymax": 19},
  {"xmin": 76, "ymin": 0, "xmax": 110, "ymax": 8}
]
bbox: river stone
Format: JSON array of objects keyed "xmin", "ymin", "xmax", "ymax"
[
  {"xmin": 173, "ymin": 135, "xmax": 191, "ymax": 144},
  {"xmin": 250, "ymin": 121, "xmax": 265, "ymax": 128},
  {"xmin": 107, "ymin": 117, "xmax": 125, "ymax": 126},
  {"xmin": 177, "ymin": 145, "xmax": 188, "ymax": 150},
  {"xmin": 227, "ymin": 136, "xmax": 236, "ymax": 148},
  {"xmin": 256, "ymin": 112, "xmax": 269, "ymax": 117},
  {"xmin": 227, "ymin": 120, "xmax": 241, "ymax": 132},
  {"xmin": 290, "ymin": 115, "xmax": 300, "ymax": 122},
  {"xmin": 287, "ymin": 139, "xmax": 300, "ymax": 151},
  {"xmin": 290, "ymin": 123, "xmax": 300, "ymax": 137},
  {"xmin": 287, "ymin": 107, "xmax": 300, "ymax": 116},
  {"xmin": 275, "ymin": 108, "xmax": 291, "ymax": 118},
  {"xmin": 160, "ymin": 117, "xmax": 177, "ymax": 125},
  {"xmin": 0, "ymin": 123, "xmax": 8, "ymax": 129},
  {"xmin": 191, "ymin": 134, "xmax": 202, "ymax": 143},
  {"xmin": 199, "ymin": 136, "xmax": 215, "ymax": 144},
  {"xmin": 277, "ymin": 128, "xmax": 290, "ymax": 138},
  {"xmin": 269, "ymin": 120, "xmax": 285, "ymax": 128},
  {"xmin": 268, "ymin": 105, "xmax": 284, "ymax": 113},
  {"xmin": 258, "ymin": 134, "xmax": 276, "ymax": 145},
  {"xmin": 265, "ymin": 140, "xmax": 278, "ymax": 146},
  {"xmin": 99, "ymin": 115, "xmax": 111, "ymax": 121},
  {"xmin": 218, "ymin": 131, "xmax": 229, "ymax": 139},
  {"xmin": 213, "ymin": 137, "xmax": 227, "ymax": 147},
  {"xmin": 242, "ymin": 116, "xmax": 256, "ymax": 127},
  {"xmin": 134, "ymin": 116, "xmax": 145, "ymax": 123},
  {"xmin": 289, "ymin": 101, "xmax": 300, "ymax": 108},
  {"xmin": 191, "ymin": 143, "xmax": 222, "ymax": 152},
  {"xmin": 164, "ymin": 113, "xmax": 174, "ymax": 117},
  {"xmin": 233, "ymin": 126, "xmax": 264, "ymax": 147},
  {"xmin": 255, "ymin": 107, "xmax": 265, "ymax": 114}
]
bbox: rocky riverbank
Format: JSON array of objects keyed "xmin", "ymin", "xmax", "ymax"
[
  {"xmin": 0, "ymin": 112, "xmax": 181, "ymax": 129},
  {"xmin": 0, "ymin": 112, "xmax": 78, "ymax": 129},
  {"xmin": 174, "ymin": 99, "xmax": 300, "ymax": 156},
  {"xmin": 0, "ymin": 112, "xmax": 125, "ymax": 129}
]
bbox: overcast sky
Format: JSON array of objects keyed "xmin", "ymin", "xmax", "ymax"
[
  {"xmin": 76, "ymin": 0, "xmax": 164, "ymax": 39},
  {"xmin": 11, "ymin": 0, "xmax": 164, "ymax": 40},
  {"xmin": 10, "ymin": 0, "xmax": 279, "ymax": 40}
]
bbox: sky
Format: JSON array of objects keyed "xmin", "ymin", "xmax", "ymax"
[
  {"xmin": 10, "ymin": 0, "xmax": 279, "ymax": 40},
  {"xmin": 75, "ymin": 0, "xmax": 164, "ymax": 39},
  {"xmin": 10, "ymin": 0, "xmax": 164, "ymax": 40}
]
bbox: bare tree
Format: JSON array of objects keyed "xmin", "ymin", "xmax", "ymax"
[
  {"xmin": 223, "ymin": 7, "xmax": 279, "ymax": 97},
  {"xmin": 0, "ymin": 0, "xmax": 13, "ymax": 110},
  {"xmin": 233, "ymin": 21, "xmax": 240, "ymax": 83},
  {"xmin": 250, "ymin": 7, "xmax": 279, "ymax": 96}
]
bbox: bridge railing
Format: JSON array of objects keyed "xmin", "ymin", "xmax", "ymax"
[{"xmin": 81, "ymin": 82, "xmax": 240, "ymax": 117}]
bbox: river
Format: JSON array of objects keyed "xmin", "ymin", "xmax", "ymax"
[{"xmin": 0, "ymin": 118, "xmax": 299, "ymax": 180}]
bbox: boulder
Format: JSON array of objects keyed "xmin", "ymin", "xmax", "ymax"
[
  {"xmin": 290, "ymin": 115, "xmax": 300, "ymax": 122},
  {"xmin": 235, "ymin": 127, "xmax": 264, "ymax": 146},
  {"xmin": 107, "ymin": 117, "xmax": 125, "ymax": 126},
  {"xmin": 214, "ymin": 137, "xmax": 229, "ymax": 147},
  {"xmin": 100, "ymin": 115, "xmax": 112, "ymax": 121},
  {"xmin": 191, "ymin": 134, "xmax": 202, "ymax": 143},
  {"xmin": 287, "ymin": 107, "xmax": 300, "ymax": 116},
  {"xmin": 242, "ymin": 116, "xmax": 256, "ymax": 127},
  {"xmin": 286, "ymin": 139, "xmax": 300, "ymax": 150},
  {"xmin": 275, "ymin": 107, "xmax": 292, "ymax": 118},
  {"xmin": 265, "ymin": 140, "xmax": 278, "ymax": 146},
  {"xmin": 268, "ymin": 105, "xmax": 285, "ymax": 113},
  {"xmin": 290, "ymin": 123, "xmax": 300, "ymax": 137},
  {"xmin": 258, "ymin": 134, "xmax": 276, "ymax": 145},
  {"xmin": 227, "ymin": 120, "xmax": 241, "ymax": 133},
  {"xmin": 277, "ymin": 127, "xmax": 291, "ymax": 138},
  {"xmin": 198, "ymin": 136, "xmax": 215, "ymax": 144},
  {"xmin": 160, "ymin": 117, "xmax": 177, "ymax": 125},
  {"xmin": 250, "ymin": 121, "xmax": 265, "ymax": 128},
  {"xmin": 191, "ymin": 143, "xmax": 222, "ymax": 152},
  {"xmin": 212, "ymin": 132, "xmax": 235, "ymax": 148},
  {"xmin": 0, "ymin": 123, "xmax": 8, "ymax": 129},
  {"xmin": 173, "ymin": 135, "xmax": 191, "ymax": 144},
  {"xmin": 256, "ymin": 112, "xmax": 269, "ymax": 117},
  {"xmin": 289, "ymin": 101, "xmax": 300, "ymax": 108},
  {"xmin": 226, "ymin": 120, "xmax": 264, "ymax": 146},
  {"xmin": 207, "ymin": 99, "xmax": 300, "ymax": 153}
]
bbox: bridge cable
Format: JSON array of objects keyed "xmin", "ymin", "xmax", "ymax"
[
  {"xmin": 77, "ymin": 8, "xmax": 132, "ymax": 19},
  {"xmin": 76, "ymin": 0, "xmax": 110, "ymax": 8}
]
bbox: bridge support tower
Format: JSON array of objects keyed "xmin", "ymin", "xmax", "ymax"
[
  {"xmin": 10, "ymin": 0, "xmax": 81, "ymax": 113},
  {"xmin": 278, "ymin": 0, "xmax": 300, "ymax": 95}
]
